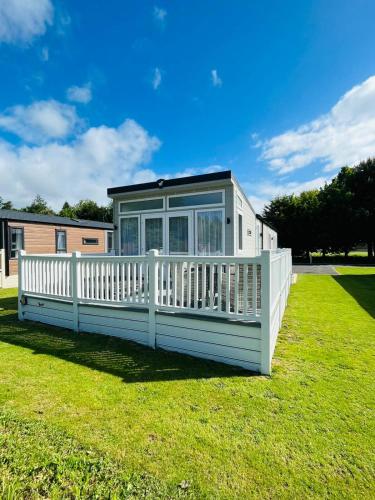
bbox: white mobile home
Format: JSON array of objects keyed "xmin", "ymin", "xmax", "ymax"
[
  {"xmin": 17, "ymin": 171, "xmax": 291, "ymax": 375},
  {"xmin": 107, "ymin": 170, "xmax": 277, "ymax": 257}
]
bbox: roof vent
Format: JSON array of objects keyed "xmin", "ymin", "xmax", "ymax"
[{"xmin": 156, "ymin": 178, "xmax": 165, "ymax": 188}]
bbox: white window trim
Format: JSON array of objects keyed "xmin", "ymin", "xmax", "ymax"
[
  {"xmin": 118, "ymin": 196, "xmax": 165, "ymax": 214},
  {"xmin": 119, "ymin": 215, "xmax": 140, "ymax": 255},
  {"xmin": 195, "ymin": 207, "xmax": 225, "ymax": 256},
  {"xmin": 167, "ymin": 189, "xmax": 225, "ymax": 211}
]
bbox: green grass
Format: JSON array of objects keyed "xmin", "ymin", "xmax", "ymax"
[
  {"xmin": 0, "ymin": 269, "xmax": 374, "ymax": 498},
  {"xmin": 336, "ymin": 266, "xmax": 375, "ymax": 275}
]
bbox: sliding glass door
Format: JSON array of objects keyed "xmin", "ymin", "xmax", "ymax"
[
  {"xmin": 120, "ymin": 211, "xmax": 195, "ymax": 256},
  {"xmin": 140, "ymin": 212, "xmax": 193, "ymax": 255}
]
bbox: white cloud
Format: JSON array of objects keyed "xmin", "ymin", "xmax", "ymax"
[
  {"xmin": 0, "ymin": 0, "xmax": 53, "ymax": 44},
  {"xmin": 171, "ymin": 165, "xmax": 224, "ymax": 179},
  {"xmin": 0, "ymin": 118, "xmax": 161, "ymax": 209},
  {"xmin": 0, "ymin": 100, "xmax": 81, "ymax": 144},
  {"xmin": 258, "ymin": 75, "xmax": 375, "ymax": 174},
  {"xmin": 152, "ymin": 67, "xmax": 162, "ymax": 90},
  {"xmin": 211, "ymin": 69, "xmax": 222, "ymax": 88},
  {"xmin": 247, "ymin": 195, "xmax": 268, "ymax": 214},
  {"xmin": 67, "ymin": 83, "xmax": 92, "ymax": 104},
  {"xmin": 0, "ymin": 95, "xmax": 226, "ymax": 209},
  {"xmin": 153, "ymin": 6, "xmax": 167, "ymax": 24},
  {"xmin": 245, "ymin": 176, "xmax": 330, "ymax": 213}
]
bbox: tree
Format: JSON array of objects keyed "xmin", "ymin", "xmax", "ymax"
[
  {"xmin": 58, "ymin": 200, "xmax": 113, "ymax": 222},
  {"xmin": 23, "ymin": 195, "xmax": 55, "ymax": 215},
  {"xmin": 318, "ymin": 174, "xmax": 359, "ymax": 257},
  {"xmin": 263, "ymin": 194, "xmax": 300, "ymax": 251},
  {"xmin": 59, "ymin": 201, "xmax": 76, "ymax": 219},
  {"xmin": 72, "ymin": 200, "xmax": 113, "ymax": 223},
  {"xmin": 262, "ymin": 191, "xmax": 321, "ymax": 256},
  {"xmin": 262, "ymin": 159, "xmax": 375, "ymax": 259},
  {"xmin": 338, "ymin": 159, "xmax": 375, "ymax": 258},
  {"xmin": 0, "ymin": 197, "xmax": 13, "ymax": 210}
]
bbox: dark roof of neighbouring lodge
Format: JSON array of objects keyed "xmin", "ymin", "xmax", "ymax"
[
  {"xmin": 107, "ymin": 170, "xmax": 233, "ymax": 196},
  {"xmin": 256, "ymin": 214, "xmax": 277, "ymax": 232},
  {"xmin": 0, "ymin": 209, "xmax": 113, "ymax": 230}
]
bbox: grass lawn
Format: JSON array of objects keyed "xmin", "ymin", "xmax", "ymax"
[{"xmin": 0, "ymin": 268, "xmax": 374, "ymax": 498}]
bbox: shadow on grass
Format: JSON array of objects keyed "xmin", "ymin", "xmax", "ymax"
[
  {"xmin": 0, "ymin": 294, "xmax": 253, "ymax": 383},
  {"xmin": 333, "ymin": 274, "xmax": 375, "ymax": 319}
]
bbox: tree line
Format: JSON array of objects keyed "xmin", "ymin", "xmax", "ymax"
[
  {"xmin": 0, "ymin": 195, "xmax": 113, "ymax": 223},
  {"xmin": 262, "ymin": 158, "xmax": 375, "ymax": 258}
]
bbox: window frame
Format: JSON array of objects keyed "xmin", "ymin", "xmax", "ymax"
[
  {"xmin": 9, "ymin": 226, "xmax": 24, "ymax": 259},
  {"xmin": 118, "ymin": 196, "xmax": 165, "ymax": 214},
  {"xmin": 194, "ymin": 207, "xmax": 225, "ymax": 256},
  {"xmin": 105, "ymin": 230, "xmax": 114, "ymax": 253},
  {"xmin": 166, "ymin": 210, "xmax": 194, "ymax": 255},
  {"xmin": 82, "ymin": 237, "xmax": 99, "ymax": 246},
  {"xmin": 167, "ymin": 189, "xmax": 225, "ymax": 211},
  {"xmin": 141, "ymin": 212, "xmax": 165, "ymax": 255},
  {"xmin": 55, "ymin": 229, "xmax": 67, "ymax": 254},
  {"xmin": 118, "ymin": 215, "xmax": 140, "ymax": 256},
  {"xmin": 238, "ymin": 212, "xmax": 243, "ymax": 252}
]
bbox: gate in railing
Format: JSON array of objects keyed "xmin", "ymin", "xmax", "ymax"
[{"xmin": 18, "ymin": 249, "xmax": 293, "ymax": 374}]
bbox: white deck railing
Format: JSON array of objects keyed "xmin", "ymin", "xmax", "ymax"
[{"xmin": 18, "ymin": 248, "xmax": 292, "ymax": 374}]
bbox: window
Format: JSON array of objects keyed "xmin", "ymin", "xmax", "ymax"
[
  {"xmin": 119, "ymin": 198, "xmax": 163, "ymax": 213},
  {"xmin": 9, "ymin": 227, "xmax": 24, "ymax": 258},
  {"xmin": 144, "ymin": 217, "xmax": 164, "ymax": 253},
  {"xmin": 82, "ymin": 237, "xmax": 99, "ymax": 245},
  {"xmin": 196, "ymin": 210, "xmax": 224, "ymax": 255},
  {"xmin": 106, "ymin": 231, "xmax": 114, "ymax": 253},
  {"xmin": 238, "ymin": 214, "xmax": 243, "ymax": 251},
  {"xmin": 168, "ymin": 191, "xmax": 223, "ymax": 209},
  {"xmin": 120, "ymin": 217, "xmax": 139, "ymax": 255},
  {"xmin": 55, "ymin": 230, "xmax": 67, "ymax": 253},
  {"xmin": 168, "ymin": 215, "xmax": 189, "ymax": 254}
]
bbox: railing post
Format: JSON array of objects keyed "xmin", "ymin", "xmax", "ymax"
[
  {"xmin": 260, "ymin": 250, "xmax": 272, "ymax": 375},
  {"xmin": 148, "ymin": 249, "xmax": 158, "ymax": 349},
  {"xmin": 18, "ymin": 250, "xmax": 26, "ymax": 321},
  {"xmin": 0, "ymin": 249, "xmax": 5, "ymax": 288},
  {"xmin": 71, "ymin": 251, "xmax": 81, "ymax": 332}
]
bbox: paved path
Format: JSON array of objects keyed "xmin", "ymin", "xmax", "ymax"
[{"xmin": 292, "ymin": 265, "xmax": 339, "ymax": 275}]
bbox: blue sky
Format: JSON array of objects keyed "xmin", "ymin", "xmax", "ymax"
[{"xmin": 1, "ymin": 0, "xmax": 375, "ymax": 211}]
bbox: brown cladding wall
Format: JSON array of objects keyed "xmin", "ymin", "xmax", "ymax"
[{"xmin": 8, "ymin": 221, "xmax": 107, "ymax": 275}]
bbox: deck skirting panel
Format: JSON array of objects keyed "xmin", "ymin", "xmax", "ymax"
[
  {"xmin": 20, "ymin": 293, "xmax": 263, "ymax": 372},
  {"xmin": 155, "ymin": 312, "xmax": 261, "ymax": 369}
]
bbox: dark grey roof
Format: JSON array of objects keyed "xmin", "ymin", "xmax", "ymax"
[
  {"xmin": 0, "ymin": 209, "xmax": 113, "ymax": 229},
  {"xmin": 107, "ymin": 170, "xmax": 232, "ymax": 196},
  {"xmin": 256, "ymin": 214, "xmax": 276, "ymax": 232}
]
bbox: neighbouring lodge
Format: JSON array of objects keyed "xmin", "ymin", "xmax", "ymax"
[
  {"xmin": 107, "ymin": 170, "xmax": 277, "ymax": 257},
  {"xmin": 0, "ymin": 209, "xmax": 113, "ymax": 288}
]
